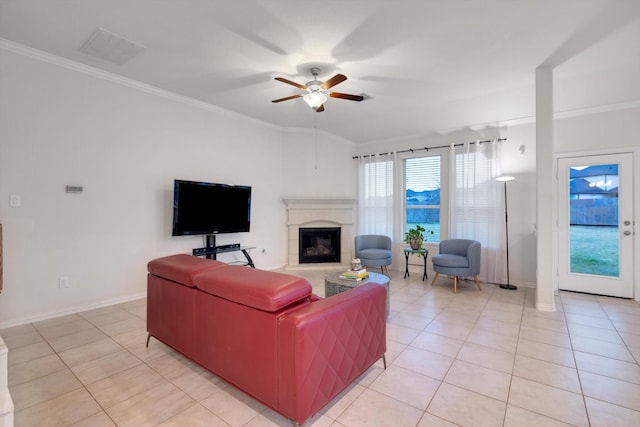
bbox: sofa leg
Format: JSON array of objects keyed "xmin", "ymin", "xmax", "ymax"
[
  {"xmin": 382, "ymin": 354, "xmax": 387, "ymax": 370},
  {"xmin": 146, "ymin": 333, "xmax": 151, "ymax": 348},
  {"xmin": 430, "ymin": 272, "xmax": 439, "ymax": 286}
]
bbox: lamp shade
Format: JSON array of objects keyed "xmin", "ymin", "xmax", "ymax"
[
  {"xmin": 496, "ymin": 175, "xmax": 515, "ymax": 182},
  {"xmin": 303, "ymin": 92, "xmax": 327, "ymax": 109}
]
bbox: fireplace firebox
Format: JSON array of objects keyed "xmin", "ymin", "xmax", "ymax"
[{"xmin": 299, "ymin": 227, "xmax": 341, "ymax": 264}]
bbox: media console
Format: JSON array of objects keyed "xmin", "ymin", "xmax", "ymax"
[{"xmin": 192, "ymin": 235, "xmax": 255, "ymax": 267}]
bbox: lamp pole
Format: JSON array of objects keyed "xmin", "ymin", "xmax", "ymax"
[{"xmin": 496, "ymin": 176, "xmax": 516, "ymax": 290}]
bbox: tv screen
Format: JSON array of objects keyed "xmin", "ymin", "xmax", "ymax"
[{"xmin": 172, "ymin": 179, "xmax": 251, "ymax": 236}]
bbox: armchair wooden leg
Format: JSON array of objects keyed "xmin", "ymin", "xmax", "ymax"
[
  {"xmin": 453, "ymin": 276, "xmax": 458, "ymax": 293},
  {"xmin": 474, "ymin": 276, "xmax": 482, "ymax": 291},
  {"xmin": 430, "ymin": 272, "xmax": 439, "ymax": 286}
]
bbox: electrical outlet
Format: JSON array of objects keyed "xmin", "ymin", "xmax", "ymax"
[
  {"xmin": 58, "ymin": 277, "xmax": 70, "ymax": 289},
  {"xmin": 10, "ymin": 194, "xmax": 21, "ymax": 207}
]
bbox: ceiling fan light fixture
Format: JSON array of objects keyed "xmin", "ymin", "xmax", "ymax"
[{"xmin": 303, "ymin": 91, "xmax": 327, "ymax": 109}]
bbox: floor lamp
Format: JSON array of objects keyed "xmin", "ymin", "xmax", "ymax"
[{"xmin": 496, "ymin": 176, "xmax": 517, "ymax": 290}]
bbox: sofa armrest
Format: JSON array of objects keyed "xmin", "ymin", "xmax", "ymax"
[{"xmin": 276, "ymin": 283, "xmax": 386, "ymax": 424}]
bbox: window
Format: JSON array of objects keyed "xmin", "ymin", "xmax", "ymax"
[{"xmin": 404, "ymin": 156, "xmax": 441, "ymax": 242}]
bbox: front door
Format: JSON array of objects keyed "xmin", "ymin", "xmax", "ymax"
[{"xmin": 558, "ymin": 152, "xmax": 635, "ymax": 297}]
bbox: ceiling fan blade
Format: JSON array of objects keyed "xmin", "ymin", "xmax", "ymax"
[
  {"xmin": 321, "ymin": 74, "xmax": 347, "ymax": 90},
  {"xmin": 274, "ymin": 77, "xmax": 305, "ymax": 89},
  {"xmin": 272, "ymin": 94, "xmax": 303, "ymax": 103},
  {"xmin": 329, "ymin": 92, "xmax": 364, "ymax": 102},
  {"xmin": 316, "ymin": 104, "xmax": 325, "ymax": 112}
]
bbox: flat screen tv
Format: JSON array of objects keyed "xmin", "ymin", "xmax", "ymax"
[{"xmin": 172, "ymin": 179, "xmax": 251, "ymax": 236}]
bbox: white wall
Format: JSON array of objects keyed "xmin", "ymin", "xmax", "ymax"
[
  {"xmin": 0, "ymin": 47, "xmax": 293, "ymax": 327},
  {"xmin": 281, "ymin": 128, "xmax": 357, "ymax": 198}
]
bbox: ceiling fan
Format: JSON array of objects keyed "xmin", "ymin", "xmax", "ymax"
[{"xmin": 272, "ymin": 67, "xmax": 364, "ymax": 112}]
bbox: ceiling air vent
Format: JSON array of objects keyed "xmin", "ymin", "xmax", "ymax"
[{"xmin": 78, "ymin": 27, "xmax": 146, "ymax": 66}]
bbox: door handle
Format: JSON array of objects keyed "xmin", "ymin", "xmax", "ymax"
[{"xmin": 623, "ymin": 230, "xmax": 632, "ymax": 236}]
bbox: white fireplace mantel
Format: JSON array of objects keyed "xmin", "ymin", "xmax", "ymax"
[{"xmin": 283, "ymin": 197, "xmax": 356, "ymax": 270}]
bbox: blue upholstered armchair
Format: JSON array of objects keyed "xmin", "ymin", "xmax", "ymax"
[
  {"xmin": 431, "ymin": 239, "xmax": 482, "ymax": 293},
  {"xmin": 355, "ymin": 235, "xmax": 392, "ymax": 276}
]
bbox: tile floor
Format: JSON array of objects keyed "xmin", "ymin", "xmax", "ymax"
[{"xmin": 2, "ymin": 269, "xmax": 640, "ymax": 426}]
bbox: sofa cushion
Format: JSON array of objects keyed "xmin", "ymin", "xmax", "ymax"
[
  {"xmin": 195, "ymin": 265, "xmax": 312, "ymax": 312},
  {"xmin": 148, "ymin": 254, "xmax": 227, "ymax": 287},
  {"xmin": 432, "ymin": 254, "xmax": 469, "ymax": 268},
  {"xmin": 357, "ymin": 248, "xmax": 391, "ymax": 260}
]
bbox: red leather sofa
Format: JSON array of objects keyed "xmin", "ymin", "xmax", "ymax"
[{"xmin": 147, "ymin": 254, "xmax": 386, "ymax": 425}]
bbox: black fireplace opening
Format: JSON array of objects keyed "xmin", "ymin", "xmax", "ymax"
[{"xmin": 299, "ymin": 227, "xmax": 341, "ymax": 264}]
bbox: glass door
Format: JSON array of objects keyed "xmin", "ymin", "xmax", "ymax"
[{"xmin": 558, "ymin": 153, "xmax": 634, "ymax": 297}]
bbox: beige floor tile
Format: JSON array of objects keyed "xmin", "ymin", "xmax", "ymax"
[
  {"xmin": 388, "ymin": 311, "xmax": 434, "ymax": 331},
  {"xmin": 428, "ymin": 383, "xmax": 506, "ymax": 427},
  {"xmin": 0, "ymin": 323, "xmax": 38, "ymax": 339},
  {"xmin": 565, "ymin": 312, "xmax": 615, "ymax": 329},
  {"xmin": 457, "ymin": 342, "xmax": 515, "ymax": 374},
  {"xmin": 7, "ymin": 340, "xmax": 53, "ymax": 366},
  {"xmin": 320, "ymin": 382, "xmax": 366, "ymax": 420},
  {"xmin": 474, "ymin": 316, "xmax": 521, "ymax": 338},
  {"xmin": 424, "ymin": 319, "xmax": 474, "ymax": 341},
  {"xmin": 58, "ymin": 337, "xmax": 123, "ymax": 367},
  {"xmin": 158, "ymin": 403, "xmax": 229, "ymax": 426},
  {"xmin": 416, "ymin": 412, "xmax": 458, "ymax": 427},
  {"xmin": 98, "ymin": 316, "xmax": 146, "ymax": 336},
  {"xmin": 337, "ymin": 388, "xmax": 423, "ymax": 427},
  {"xmin": 513, "ymin": 355, "xmax": 581, "ymax": 393},
  {"xmin": 518, "ymin": 325, "xmax": 571, "ymax": 348},
  {"xmin": 584, "ymin": 396, "xmax": 640, "ymax": 427},
  {"xmin": 70, "ymin": 348, "xmax": 142, "ymax": 385},
  {"xmin": 70, "ymin": 411, "xmax": 116, "ymax": 426},
  {"xmin": 200, "ymin": 384, "xmax": 266, "ymax": 426},
  {"xmin": 434, "ymin": 308, "xmax": 480, "ymax": 325},
  {"xmin": 386, "ymin": 323, "xmax": 422, "ymax": 345},
  {"xmin": 394, "ymin": 346, "xmax": 454, "ymax": 380},
  {"xmin": 466, "ymin": 327, "xmax": 518, "ymax": 353},
  {"xmin": 516, "ymin": 338, "xmax": 575, "ymax": 367},
  {"xmin": 171, "ymin": 366, "xmax": 226, "ymax": 402},
  {"xmin": 34, "ymin": 317, "xmax": 95, "ymax": 340},
  {"xmin": 46, "ymin": 326, "xmax": 109, "ymax": 353},
  {"xmin": 14, "ymin": 388, "xmax": 102, "ymax": 427},
  {"xmin": 354, "ymin": 363, "xmax": 384, "ymax": 387},
  {"xmin": 410, "ymin": 331, "xmax": 464, "ymax": 358},
  {"xmin": 521, "ymin": 316, "xmax": 567, "ymax": 334},
  {"xmin": 8, "ymin": 353, "xmax": 67, "ymax": 386},
  {"xmin": 9, "ymin": 368, "xmax": 83, "ymax": 411},
  {"xmin": 508, "ymin": 377, "xmax": 589, "ymax": 426},
  {"xmin": 86, "ymin": 364, "xmax": 168, "ymax": 408},
  {"xmin": 444, "ymin": 359, "xmax": 511, "ymax": 401},
  {"xmin": 369, "ymin": 365, "xmax": 440, "ymax": 410},
  {"xmin": 619, "ymin": 330, "xmax": 640, "ymax": 348},
  {"xmin": 570, "ymin": 335, "xmax": 635, "ymax": 362},
  {"xmin": 106, "ymin": 382, "xmax": 195, "ymax": 426},
  {"xmin": 580, "ymin": 370, "xmax": 640, "ymax": 411},
  {"xmin": 504, "ymin": 404, "xmax": 574, "ymax": 427},
  {"xmin": 1, "ymin": 328, "xmax": 43, "ymax": 349},
  {"xmin": 574, "ymin": 350, "xmax": 640, "ymax": 384},
  {"xmin": 567, "ymin": 323, "xmax": 623, "ymax": 344},
  {"xmin": 79, "ymin": 306, "xmax": 135, "ymax": 326}
]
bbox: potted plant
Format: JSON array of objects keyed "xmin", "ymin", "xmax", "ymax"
[{"xmin": 404, "ymin": 225, "xmax": 433, "ymax": 250}]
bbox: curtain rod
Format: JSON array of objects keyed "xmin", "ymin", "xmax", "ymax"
[{"xmin": 352, "ymin": 138, "xmax": 507, "ymax": 159}]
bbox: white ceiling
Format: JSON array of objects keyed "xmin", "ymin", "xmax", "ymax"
[{"xmin": 1, "ymin": 0, "xmax": 638, "ymax": 143}]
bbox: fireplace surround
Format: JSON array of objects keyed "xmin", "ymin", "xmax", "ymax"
[{"xmin": 284, "ymin": 197, "xmax": 356, "ymax": 269}]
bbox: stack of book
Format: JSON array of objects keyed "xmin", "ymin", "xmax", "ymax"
[{"xmin": 339, "ymin": 268, "xmax": 369, "ymax": 282}]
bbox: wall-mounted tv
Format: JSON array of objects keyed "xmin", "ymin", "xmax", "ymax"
[{"xmin": 172, "ymin": 179, "xmax": 251, "ymax": 236}]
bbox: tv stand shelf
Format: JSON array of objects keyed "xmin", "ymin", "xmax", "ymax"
[{"xmin": 193, "ymin": 245, "xmax": 256, "ymax": 268}]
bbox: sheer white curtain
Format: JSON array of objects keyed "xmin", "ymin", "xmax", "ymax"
[
  {"xmin": 448, "ymin": 141, "xmax": 502, "ymax": 283},
  {"xmin": 357, "ymin": 153, "xmax": 396, "ymax": 237}
]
